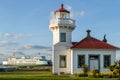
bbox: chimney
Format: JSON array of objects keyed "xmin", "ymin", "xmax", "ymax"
[{"xmin": 86, "ymin": 29, "xmax": 91, "ymax": 37}]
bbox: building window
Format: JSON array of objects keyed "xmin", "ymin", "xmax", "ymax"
[
  {"xmin": 60, "ymin": 55, "xmax": 66, "ymax": 68},
  {"xmin": 61, "ymin": 13, "xmax": 65, "ymax": 18},
  {"xmin": 104, "ymin": 55, "xmax": 111, "ymax": 68},
  {"xmin": 60, "ymin": 33, "xmax": 66, "ymax": 42},
  {"xmin": 78, "ymin": 55, "xmax": 85, "ymax": 68}
]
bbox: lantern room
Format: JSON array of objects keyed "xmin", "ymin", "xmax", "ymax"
[{"xmin": 54, "ymin": 4, "xmax": 70, "ymax": 19}]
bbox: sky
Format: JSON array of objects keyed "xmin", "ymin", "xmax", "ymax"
[{"xmin": 0, "ymin": 0, "xmax": 120, "ymax": 61}]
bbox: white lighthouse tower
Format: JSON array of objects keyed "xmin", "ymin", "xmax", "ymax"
[{"xmin": 49, "ymin": 4, "xmax": 76, "ymax": 74}]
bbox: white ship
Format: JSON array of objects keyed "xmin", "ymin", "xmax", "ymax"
[{"xmin": 3, "ymin": 53, "xmax": 49, "ymax": 66}]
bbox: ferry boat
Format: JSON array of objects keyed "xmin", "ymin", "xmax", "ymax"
[{"xmin": 3, "ymin": 53, "xmax": 49, "ymax": 66}]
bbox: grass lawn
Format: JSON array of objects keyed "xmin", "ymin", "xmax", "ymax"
[{"xmin": 0, "ymin": 71, "xmax": 118, "ymax": 80}]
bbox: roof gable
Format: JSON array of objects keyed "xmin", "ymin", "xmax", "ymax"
[{"xmin": 71, "ymin": 30, "xmax": 119, "ymax": 49}]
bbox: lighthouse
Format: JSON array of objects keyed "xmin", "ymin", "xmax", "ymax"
[{"xmin": 49, "ymin": 4, "xmax": 76, "ymax": 74}]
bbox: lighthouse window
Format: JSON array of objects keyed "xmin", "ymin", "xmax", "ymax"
[
  {"xmin": 60, "ymin": 55, "xmax": 66, "ymax": 68},
  {"xmin": 56, "ymin": 13, "xmax": 60, "ymax": 18},
  {"xmin": 60, "ymin": 33, "xmax": 66, "ymax": 42},
  {"xmin": 61, "ymin": 13, "xmax": 64, "ymax": 18}
]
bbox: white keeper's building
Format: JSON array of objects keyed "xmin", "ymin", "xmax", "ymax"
[{"xmin": 49, "ymin": 4, "xmax": 119, "ymax": 74}]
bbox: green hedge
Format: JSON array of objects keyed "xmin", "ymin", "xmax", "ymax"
[{"xmin": 74, "ymin": 71, "xmax": 119, "ymax": 78}]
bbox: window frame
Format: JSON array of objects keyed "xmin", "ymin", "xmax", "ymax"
[
  {"xmin": 78, "ymin": 55, "xmax": 85, "ymax": 68},
  {"xmin": 60, "ymin": 33, "xmax": 66, "ymax": 42},
  {"xmin": 104, "ymin": 55, "xmax": 111, "ymax": 68},
  {"xmin": 59, "ymin": 55, "xmax": 67, "ymax": 68}
]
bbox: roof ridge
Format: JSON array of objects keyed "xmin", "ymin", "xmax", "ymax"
[{"xmin": 71, "ymin": 36, "xmax": 119, "ymax": 49}]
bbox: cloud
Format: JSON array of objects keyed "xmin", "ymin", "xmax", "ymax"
[
  {"xmin": 79, "ymin": 10, "xmax": 85, "ymax": 16},
  {"xmin": 65, "ymin": 5, "xmax": 72, "ymax": 11},
  {"xmin": 0, "ymin": 40, "xmax": 17, "ymax": 47},
  {"xmin": 5, "ymin": 33, "xmax": 34, "ymax": 40},
  {"xmin": 50, "ymin": 11, "xmax": 55, "ymax": 19},
  {"xmin": 65, "ymin": 5, "xmax": 85, "ymax": 19},
  {"xmin": 5, "ymin": 33, "xmax": 22, "ymax": 39},
  {"xmin": 18, "ymin": 45, "xmax": 51, "ymax": 51},
  {"xmin": 71, "ymin": 10, "xmax": 85, "ymax": 19}
]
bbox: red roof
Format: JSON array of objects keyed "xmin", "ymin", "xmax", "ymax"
[
  {"xmin": 71, "ymin": 30, "xmax": 119, "ymax": 49},
  {"xmin": 55, "ymin": 4, "xmax": 70, "ymax": 14}
]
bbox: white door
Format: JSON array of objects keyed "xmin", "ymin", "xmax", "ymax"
[{"xmin": 90, "ymin": 59, "xmax": 99, "ymax": 71}]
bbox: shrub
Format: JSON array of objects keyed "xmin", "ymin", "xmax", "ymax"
[
  {"xmin": 74, "ymin": 72, "xmax": 88, "ymax": 77},
  {"xmin": 74, "ymin": 72, "xmax": 82, "ymax": 77},
  {"xmin": 113, "ymin": 69, "xmax": 119, "ymax": 74},
  {"xmin": 107, "ymin": 61, "xmax": 118, "ymax": 72},
  {"xmin": 92, "ymin": 68, "xmax": 99, "ymax": 76},
  {"xmin": 108, "ymin": 65, "xmax": 115, "ymax": 71},
  {"xmin": 88, "ymin": 69, "xmax": 100, "ymax": 78},
  {"xmin": 100, "ymin": 72, "xmax": 113, "ymax": 78},
  {"xmin": 88, "ymin": 72, "xmax": 94, "ymax": 77},
  {"xmin": 82, "ymin": 64, "xmax": 88, "ymax": 74}
]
